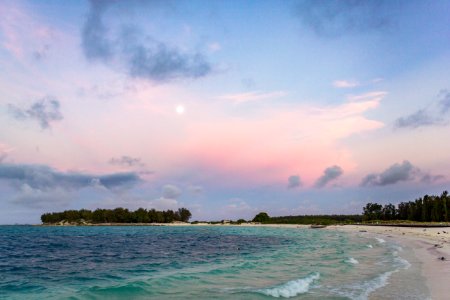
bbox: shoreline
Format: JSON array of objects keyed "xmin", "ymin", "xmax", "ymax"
[
  {"xmin": 326, "ymin": 225, "xmax": 450, "ymax": 300},
  {"xmin": 33, "ymin": 222, "xmax": 450, "ymax": 298}
]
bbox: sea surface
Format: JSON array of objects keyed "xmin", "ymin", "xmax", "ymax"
[{"xmin": 0, "ymin": 225, "xmax": 428, "ymax": 299}]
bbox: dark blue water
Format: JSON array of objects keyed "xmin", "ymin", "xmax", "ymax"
[{"xmin": 0, "ymin": 225, "xmax": 420, "ymax": 299}]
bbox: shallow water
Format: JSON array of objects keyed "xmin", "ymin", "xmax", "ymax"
[{"xmin": 0, "ymin": 226, "xmax": 428, "ymax": 299}]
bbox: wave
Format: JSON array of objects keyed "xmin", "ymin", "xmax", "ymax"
[
  {"xmin": 375, "ymin": 238, "xmax": 385, "ymax": 244},
  {"xmin": 334, "ymin": 242, "xmax": 411, "ymax": 299},
  {"xmin": 331, "ymin": 270, "xmax": 394, "ymax": 300},
  {"xmin": 345, "ymin": 257, "xmax": 359, "ymax": 264},
  {"xmin": 367, "ymin": 244, "xmax": 373, "ymax": 248},
  {"xmin": 357, "ymin": 270, "xmax": 394, "ymax": 300},
  {"xmin": 257, "ymin": 272, "xmax": 320, "ymax": 298}
]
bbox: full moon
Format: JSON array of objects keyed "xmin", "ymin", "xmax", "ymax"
[{"xmin": 175, "ymin": 105, "xmax": 185, "ymax": 114}]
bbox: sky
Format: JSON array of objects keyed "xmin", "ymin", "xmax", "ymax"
[{"xmin": 1, "ymin": 0, "xmax": 450, "ymax": 224}]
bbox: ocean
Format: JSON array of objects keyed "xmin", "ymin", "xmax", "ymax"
[{"xmin": 0, "ymin": 225, "xmax": 428, "ymax": 299}]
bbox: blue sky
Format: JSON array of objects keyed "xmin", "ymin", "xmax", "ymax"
[{"xmin": 1, "ymin": 0, "xmax": 450, "ymax": 223}]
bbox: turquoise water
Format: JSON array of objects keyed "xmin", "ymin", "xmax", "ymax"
[{"xmin": 0, "ymin": 226, "xmax": 425, "ymax": 299}]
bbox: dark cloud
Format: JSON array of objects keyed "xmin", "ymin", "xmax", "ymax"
[
  {"xmin": 81, "ymin": 0, "xmax": 211, "ymax": 82},
  {"xmin": 360, "ymin": 160, "xmax": 419, "ymax": 186},
  {"xmin": 360, "ymin": 174, "xmax": 378, "ymax": 187},
  {"xmin": 109, "ymin": 156, "xmax": 144, "ymax": 167},
  {"xmin": 162, "ymin": 184, "xmax": 181, "ymax": 199},
  {"xmin": 8, "ymin": 96, "xmax": 63, "ymax": 129},
  {"xmin": 315, "ymin": 165, "xmax": 343, "ymax": 188},
  {"xmin": 394, "ymin": 109, "xmax": 440, "ymax": 129},
  {"xmin": 0, "ymin": 163, "xmax": 140, "ymax": 191},
  {"xmin": 126, "ymin": 42, "xmax": 211, "ymax": 81},
  {"xmin": 295, "ymin": 0, "xmax": 402, "ymax": 37},
  {"xmin": 288, "ymin": 175, "xmax": 302, "ymax": 188}
]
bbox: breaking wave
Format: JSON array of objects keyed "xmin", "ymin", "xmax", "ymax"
[
  {"xmin": 257, "ymin": 273, "xmax": 320, "ymax": 298},
  {"xmin": 345, "ymin": 257, "xmax": 359, "ymax": 264}
]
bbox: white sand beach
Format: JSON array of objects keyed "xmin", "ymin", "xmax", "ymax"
[
  {"xmin": 223, "ymin": 223, "xmax": 450, "ymax": 299},
  {"xmin": 326, "ymin": 225, "xmax": 450, "ymax": 300}
]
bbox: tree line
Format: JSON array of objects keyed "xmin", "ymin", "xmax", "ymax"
[
  {"xmin": 363, "ymin": 190, "xmax": 450, "ymax": 222},
  {"xmin": 41, "ymin": 207, "xmax": 192, "ymax": 224},
  {"xmin": 251, "ymin": 212, "xmax": 362, "ymax": 225},
  {"xmin": 251, "ymin": 190, "xmax": 450, "ymax": 225}
]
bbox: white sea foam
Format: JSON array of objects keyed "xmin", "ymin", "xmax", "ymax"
[
  {"xmin": 375, "ymin": 238, "xmax": 385, "ymax": 244},
  {"xmin": 367, "ymin": 244, "xmax": 373, "ymax": 248},
  {"xmin": 334, "ymin": 242, "xmax": 412, "ymax": 300},
  {"xmin": 257, "ymin": 273, "xmax": 320, "ymax": 298},
  {"xmin": 357, "ymin": 270, "xmax": 395, "ymax": 300},
  {"xmin": 333, "ymin": 270, "xmax": 394, "ymax": 300},
  {"xmin": 392, "ymin": 249, "xmax": 411, "ymax": 269},
  {"xmin": 345, "ymin": 257, "xmax": 359, "ymax": 264}
]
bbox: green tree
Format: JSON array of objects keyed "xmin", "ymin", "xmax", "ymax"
[
  {"xmin": 441, "ymin": 191, "xmax": 448, "ymax": 222},
  {"xmin": 134, "ymin": 208, "xmax": 150, "ymax": 223},
  {"xmin": 363, "ymin": 203, "xmax": 383, "ymax": 221},
  {"xmin": 178, "ymin": 208, "xmax": 192, "ymax": 222},
  {"xmin": 252, "ymin": 212, "xmax": 270, "ymax": 223},
  {"xmin": 382, "ymin": 204, "xmax": 396, "ymax": 220}
]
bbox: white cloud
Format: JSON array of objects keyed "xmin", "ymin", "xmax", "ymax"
[
  {"xmin": 13, "ymin": 184, "xmax": 72, "ymax": 209},
  {"xmin": 333, "ymin": 80, "xmax": 359, "ymax": 88},
  {"xmin": 150, "ymin": 197, "xmax": 179, "ymax": 210},
  {"xmin": 221, "ymin": 198, "xmax": 257, "ymax": 220},
  {"xmin": 347, "ymin": 91, "xmax": 387, "ymax": 102}
]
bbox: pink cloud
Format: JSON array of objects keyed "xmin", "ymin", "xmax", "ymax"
[
  {"xmin": 5, "ymin": 84, "xmax": 385, "ymax": 190},
  {"xmin": 175, "ymin": 94, "xmax": 384, "ymax": 187}
]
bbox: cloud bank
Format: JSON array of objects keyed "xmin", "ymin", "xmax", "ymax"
[{"xmin": 0, "ymin": 163, "xmax": 140, "ymax": 191}]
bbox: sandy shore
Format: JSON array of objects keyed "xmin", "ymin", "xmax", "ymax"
[{"xmin": 325, "ymin": 225, "xmax": 450, "ymax": 300}]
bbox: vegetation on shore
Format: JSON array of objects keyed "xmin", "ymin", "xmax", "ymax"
[
  {"xmin": 41, "ymin": 191, "xmax": 449, "ymax": 226},
  {"xmin": 41, "ymin": 207, "xmax": 192, "ymax": 224},
  {"xmin": 249, "ymin": 191, "xmax": 450, "ymax": 225},
  {"xmin": 251, "ymin": 212, "xmax": 362, "ymax": 225},
  {"xmin": 363, "ymin": 191, "xmax": 449, "ymax": 222}
]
